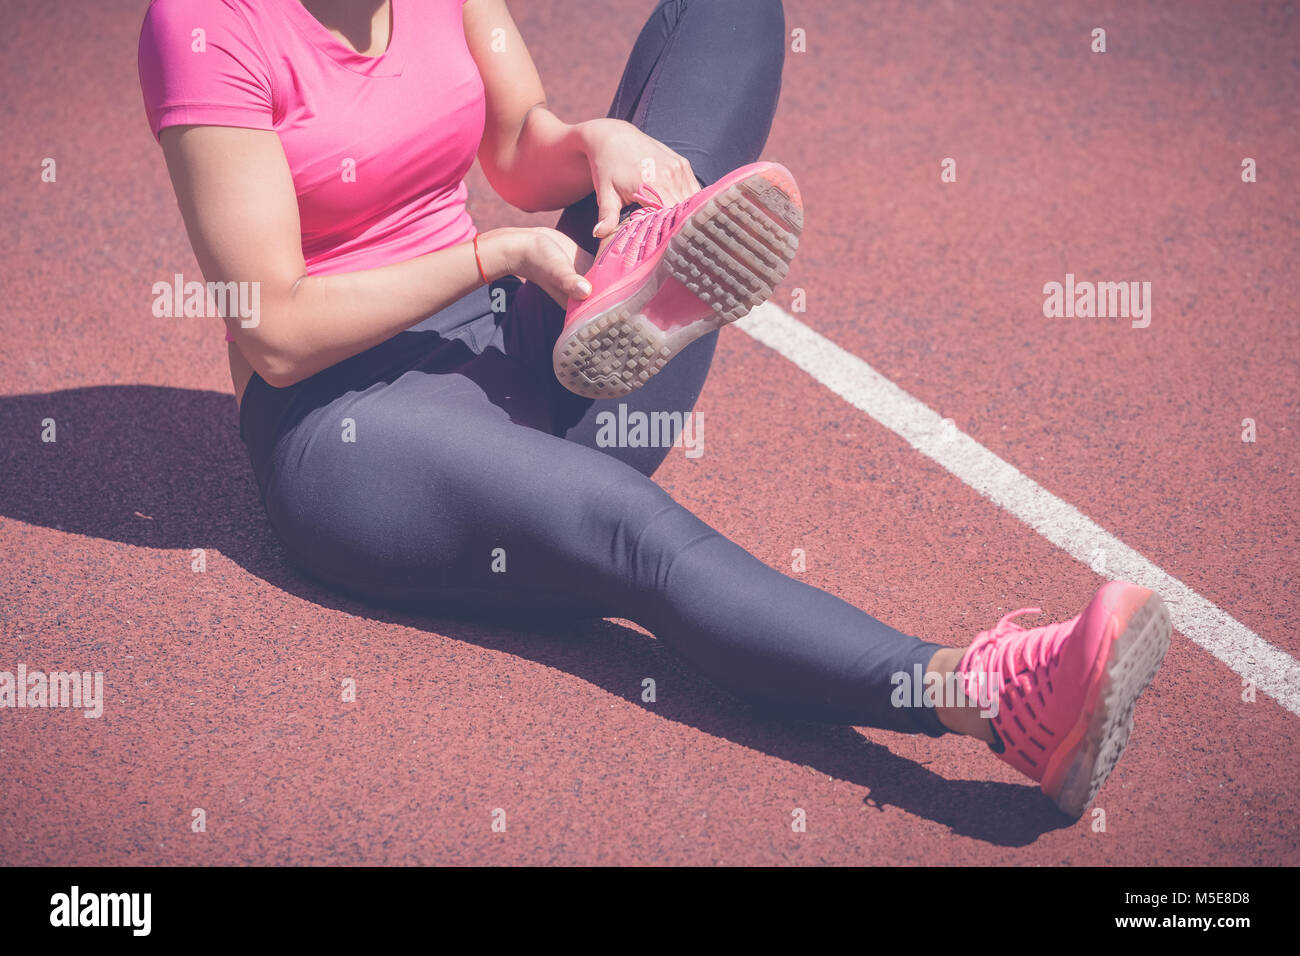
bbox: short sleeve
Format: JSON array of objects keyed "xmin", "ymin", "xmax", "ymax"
[{"xmin": 137, "ymin": 0, "xmax": 275, "ymax": 143}]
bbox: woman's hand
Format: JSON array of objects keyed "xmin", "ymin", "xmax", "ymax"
[
  {"xmin": 480, "ymin": 227, "xmax": 597, "ymax": 308},
  {"xmin": 577, "ymin": 118, "xmax": 702, "ymax": 240}
]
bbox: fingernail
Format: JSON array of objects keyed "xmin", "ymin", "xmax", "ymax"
[{"xmin": 577, "ymin": 278, "xmax": 592, "ymax": 296}]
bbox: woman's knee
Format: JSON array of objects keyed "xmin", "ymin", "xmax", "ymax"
[{"xmin": 674, "ymin": 0, "xmax": 786, "ymax": 176}]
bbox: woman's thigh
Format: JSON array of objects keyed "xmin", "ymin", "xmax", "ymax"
[{"xmin": 256, "ymin": 348, "xmax": 686, "ymax": 618}]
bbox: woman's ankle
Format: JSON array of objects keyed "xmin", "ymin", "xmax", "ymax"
[{"xmin": 926, "ymin": 646, "xmax": 997, "ymax": 743}]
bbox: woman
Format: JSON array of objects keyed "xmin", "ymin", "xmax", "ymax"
[{"xmin": 138, "ymin": 0, "xmax": 1170, "ymax": 818}]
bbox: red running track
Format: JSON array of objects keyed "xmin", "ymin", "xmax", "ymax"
[{"xmin": 0, "ymin": 0, "xmax": 1296, "ymax": 864}]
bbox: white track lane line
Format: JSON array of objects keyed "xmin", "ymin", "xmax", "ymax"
[{"xmin": 736, "ymin": 302, "xmax": 1300, "ymax": 718}]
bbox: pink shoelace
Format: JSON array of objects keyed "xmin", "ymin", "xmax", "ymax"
[
  {"xmin": 961, "ymin": 608, "xmax": 1079, "ymax": 699},
  {"xmin": 602, "ymin": 182, "xmax": 688, "ymax": 265}
]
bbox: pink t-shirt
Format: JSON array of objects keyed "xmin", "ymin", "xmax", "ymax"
[{"xmin": 138, "ymin": 0, "xmax": 484, "ymax": 286}]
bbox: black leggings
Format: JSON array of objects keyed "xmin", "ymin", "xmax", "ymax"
[{"xmin": 240, "ymin": 0, "xmax": 947, "ymax": 735}]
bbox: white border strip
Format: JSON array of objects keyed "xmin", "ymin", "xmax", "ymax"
[{"xmin": 737, "ymin": 302, "xmax": 1300, "ymax": 717}]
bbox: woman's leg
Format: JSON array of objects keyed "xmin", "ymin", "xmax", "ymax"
[
  {"xmin": 532, "ymin": 0, "xmax": 788, "ymax": 474},
  {"xmin": 242, "ymin": 342, "xmax": 950, "ymax": 735},
  {"xmin": 555, "ymin": 0, "xmax": 785, "ymax": 253}
]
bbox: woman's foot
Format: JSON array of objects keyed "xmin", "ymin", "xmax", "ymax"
[
  {"xmin": 954, "ymin": 582, "xmax": 1172, "ymax": 817},
  {"xmin": 553, "ymin": 160, "xmax": 803, "ymax": 399}
]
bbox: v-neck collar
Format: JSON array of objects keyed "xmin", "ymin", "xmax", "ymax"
[{"xmin": 276, "ymin": 0, "xmax": 406, "ymax": 77}]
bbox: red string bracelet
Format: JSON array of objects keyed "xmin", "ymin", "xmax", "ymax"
[{"xmin": 472, "ymin": 232, "xmax": 489, "ymax": 285}]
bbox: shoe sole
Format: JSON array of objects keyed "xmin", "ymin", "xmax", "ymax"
[
  {"xmin": 553, "ymin": 164, "xmax": 803, "ymax": 399},
  {"xmin": 1045, "ymin": 590, "xmax": 1172, "ymax": 817}
]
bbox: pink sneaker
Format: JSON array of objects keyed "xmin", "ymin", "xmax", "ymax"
[
  {"xmin": 959, "ymin": 582, "xmax": 1171, "ymax": 817},
  {"xmin": 553, "ymin": 161, "xmax": 803, "ymax": 398}
]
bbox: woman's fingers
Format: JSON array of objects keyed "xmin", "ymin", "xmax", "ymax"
[
  {"xmin": 570, "ymin": 274, "xmax": 593, "ymax": 298},
  {"xmin": 593, "ymin": 180, "xmax": 624, "ymax": 240},
  {"xmin": 649, "ymin": 152, "xmax": 699, "ymax": 206},
  {"xmin": 671, "ymin": 154, "xmax": 700, "ymax": 199},
  {"xmin": 527, "ymin": 228, "xmax": 591, "ymax": 306}
]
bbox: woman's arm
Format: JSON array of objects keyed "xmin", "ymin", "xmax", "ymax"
[
  {"xmin": 462, "ymin": 0, "xmax": 589, "ymax": 213},
  {"xmin": 159, "ymin": 124, "xmax": 591, "ymax": 389},
  {"xmin": 465, "ymin": 0, "xmax": 701, "ymax": 236}
]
